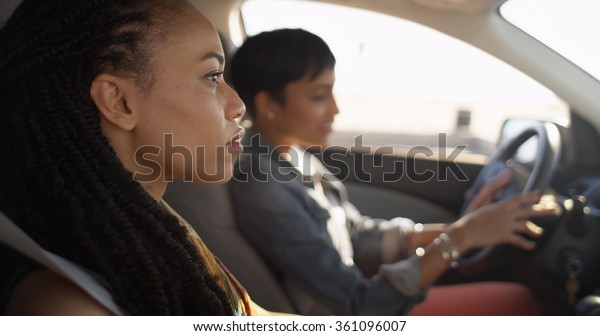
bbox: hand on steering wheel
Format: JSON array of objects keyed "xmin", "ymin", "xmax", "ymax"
[
  {"xmin": 462, "ymin": 171, "xmax": 512, "ymax": 215},
  {"xmin": 455, "ymin": 122, "xmax": 562, "ymax": 272},
  {"xmin": 450, "ymin": 191, "xmax": 549, "ymax": 254}
]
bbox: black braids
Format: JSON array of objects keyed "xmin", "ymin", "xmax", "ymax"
[
  {"xmin": 0, "ymin": 6, "xmax": 147, "ymax": 93},
  {"xmin": 0, "ymin": 1, "xmax": 63, "ymax": 42},
  {"xmin": 17, "ymin": 79, "xmax": 78, "ymax": 254},
  {"xmin": 127, "ymin": 193, "xmax": 233, "ymax": 314},
  {"xmin": 0, "ymin": 0, "xmax": 234, "ymax": 315},
  {"xmin": 120, "ymin": 183, "xmax": 231, "ymax": 314},
  {"xmin": 130, "ymin": 221, "xmax": 180, "ymax": 315},
  {"xmin": 26, "ymin": 68, "xmax": 132, "ymax": 308},
  {"xmin": 0, "ymin": 15, "xmax": 79, "ymax": 90},
  {"xmin": 115, "ymin": 195, "xmax": 211, "ymax": 315},
  {"xmin": 124, "ymin": 200, "xmax": 189, "ymax": 311},
  {"xmin": 51, "ymin": 107, "xmax": 170, "ymax": 314},
  {"xmin": 143, "ymin": 196, "xmax": 233, "ymax": 313},
  {"xmin": 157, "ymin": 218, "xmax": 218, "ymax": 314},
  {"xmin": 18, "ymin": 110, "xmax": 57, "ymax": 226},
  {"xmin": 46, "ymin": 75, "xmax": 171, "ymax": 314}
]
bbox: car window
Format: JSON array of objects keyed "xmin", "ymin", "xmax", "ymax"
[
  {"xmin": 241, "ymin": 0, "xmax": 569, "ymax": 160},
  {"xmin": 501, "ymin": 0, "xmax": 600, "ymax": 82}
]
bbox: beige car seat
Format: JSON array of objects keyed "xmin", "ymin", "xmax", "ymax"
[{"xmin": 163, "ymin": 181, "xmax": 297, "ymax": 313}]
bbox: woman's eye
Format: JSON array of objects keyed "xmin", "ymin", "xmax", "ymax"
[
  {"xmin": 206, "ymin": 72, "xmax": 224, "ymax": 84},
  {"xmin": 312, "ymin": 95, "xmax": 327, "ymax": 102}
]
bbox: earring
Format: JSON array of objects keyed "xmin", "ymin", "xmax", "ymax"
[{"xmin": 267, "ymin": 112, "xmax": 276, "ymax": 120}]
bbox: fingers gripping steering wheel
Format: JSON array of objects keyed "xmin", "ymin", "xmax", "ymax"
[{"xmin": 458, "ymin": 122, "xmax": 562, "ymax": 271}]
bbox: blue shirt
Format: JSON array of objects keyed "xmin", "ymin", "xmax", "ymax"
[{"xmin": 230, "ymin": 131, "xmax": 427, "ymax": 315}]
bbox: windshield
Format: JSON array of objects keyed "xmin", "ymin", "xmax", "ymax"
[
  {"xmin": 501, "ymin": 0, "xmax": 600, "ymax": 81},
  {"xmin": 241, "ymin": 0, "xmax": 568, "ymax": 156}
]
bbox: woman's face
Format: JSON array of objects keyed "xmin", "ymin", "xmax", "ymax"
[
  {"xmin": 275, "ymin": 68, "xmax": 339, "ymax": 148},
  {"xmin": 130, "ymin": 9, "xmax": 245, "ymax": 184}
]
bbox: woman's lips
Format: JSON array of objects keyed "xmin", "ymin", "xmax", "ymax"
[
  {"xmin": 226, "ymin": 128, "xmax": 245, "ymax": 153},
  {"xmin": 319, "ymin": 123, "xmax": 333, "ymax": 135}
]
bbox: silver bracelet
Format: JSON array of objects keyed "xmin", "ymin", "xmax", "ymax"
[
  {"xmin": 433, "ymin": 233, "xmax": 460, "ymax": 268},
  {"xmin": 413, "ymin": 223, "xmax": 425, "ymax": 257}
]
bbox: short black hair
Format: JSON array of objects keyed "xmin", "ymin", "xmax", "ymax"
[{"xmin": 230, "ymin": 28, "xmax": 336, "ymax": 117}]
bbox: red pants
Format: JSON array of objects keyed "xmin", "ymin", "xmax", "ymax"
[{"xmin": 409, "ymin": 282, "xmax": 541, "ymax": 316}]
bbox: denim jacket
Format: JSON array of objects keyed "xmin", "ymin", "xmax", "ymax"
[{"xmin": 230, "ymin": 130, "xmax": 427, "ymax": 315}]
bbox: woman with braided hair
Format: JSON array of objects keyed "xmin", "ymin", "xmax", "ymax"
[{"xmin": 0, "ymin": 0, "xmax": 267, "ymax": 315}]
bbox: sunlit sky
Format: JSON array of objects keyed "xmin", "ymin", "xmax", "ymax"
[{"xmin": 240, "ymin": 0, "xmax": 593, "ymax": 142}]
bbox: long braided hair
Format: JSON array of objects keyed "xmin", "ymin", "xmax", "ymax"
[{"xmin": 0, "ymin": 0, "xmax": 233, "ymax": 315}]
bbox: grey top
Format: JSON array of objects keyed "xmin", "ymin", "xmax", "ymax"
[{"xmin": 230, "ymin": 132, "xmax": 427, "ymax": 315}]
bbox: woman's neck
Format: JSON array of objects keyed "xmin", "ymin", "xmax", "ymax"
[
  {"xmin": 141, "ymin": 182, "xmax": 167, "ymax": 203},
  {"xmin": 254, "ymin": 122, "xmax": 295, "ymax": 154}
]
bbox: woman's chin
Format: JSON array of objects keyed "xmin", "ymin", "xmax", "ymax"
[
  {"xmin": 174, "ymin": 165, "xmax": 234, "ymax": 185},
  {"xmin": 297, "ymin": 137, "xmax": 329, "ymax": 150}
]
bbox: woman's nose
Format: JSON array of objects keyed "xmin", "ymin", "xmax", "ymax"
[
  {"xmin": 225, "ymin": 84, "xmax": 245, "ymax": 120},
  {"xmin": 330, "ymin": 96, "xmax": 340, "ymax": 116}
]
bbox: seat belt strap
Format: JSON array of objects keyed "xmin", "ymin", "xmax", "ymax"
[{"xmin": 0, "ymin": 212, "xmax": 125, "ymax": 315}]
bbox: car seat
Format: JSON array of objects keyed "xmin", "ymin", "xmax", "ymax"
[{"xmin": 163, "ymin": 181, "xmax": 297, "ymax": 313}]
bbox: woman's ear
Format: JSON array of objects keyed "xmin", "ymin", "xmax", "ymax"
[
  {"xmin": 254, "ymin": 91, "xmax": 282, "ymax": 121},
  {"xmin": 90, "ymin": 74, "xmax": 139, "ymax": 131}
]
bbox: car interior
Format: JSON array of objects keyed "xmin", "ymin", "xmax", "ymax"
[{"xmin": 2, "ymin": 0, "xmax": 600, "ymax": 316}]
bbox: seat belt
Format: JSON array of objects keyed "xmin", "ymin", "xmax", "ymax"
[{"xmin": 0, "ymin": 212, "xmax": 125, "ymax": 315}]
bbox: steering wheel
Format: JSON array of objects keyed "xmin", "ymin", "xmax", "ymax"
[{"xmin": 458, "ymin": 121, "xmax": 562, "ymax": 271}]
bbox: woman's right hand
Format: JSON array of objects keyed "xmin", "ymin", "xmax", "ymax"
[{"xmin": 446, "ymin": 191, "xmax": 556, "ymax": 255}]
